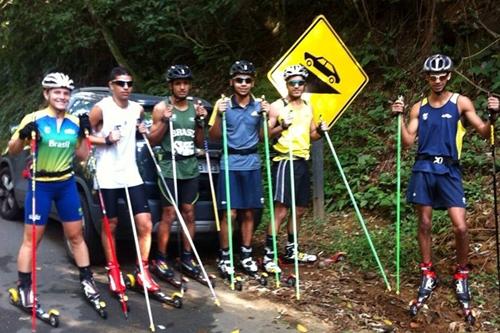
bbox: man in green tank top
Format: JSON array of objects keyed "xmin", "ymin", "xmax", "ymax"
[{"xmin": 148, "ymin": 65, "xmax": 208, "ymax": 282}]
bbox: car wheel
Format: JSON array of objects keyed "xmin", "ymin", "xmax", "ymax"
[
  {"xmin": 306, "ymin": 59, "xmax": 313, "ymax": 67},
  {"xmin": 64, "ymin": 192, "xmax": 104, "ymax": 264},
  {"xmin": 329, "ymin": 76, "xmax": 335, "ymax": 84},
  {"xmin": 0, "ymin": 166, "xmax": 21, "ymax": 220}
]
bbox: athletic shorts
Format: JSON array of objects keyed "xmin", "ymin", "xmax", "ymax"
[
  {"xmin": 406, "ymin": 171, "xmax": 466, "ymax": 209},
  {"xmin": 272, "ymin": 159, "xmax": 310, "ymax": 207},
  {"xmin": 217, "ymin": 169, "xmax": 264, "ymax": 210},
  {"xmin": 159, "ymin": 177, "xmax": 199, "ymax": 206},
  {"xmin": 24, "ymin": 176, "xmax": 82, "ymax": 225},
  {"xmin": 101, "ymin": 184, "xmax": 150, "ymax": 219}
]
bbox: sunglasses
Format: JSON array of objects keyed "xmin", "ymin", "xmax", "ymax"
[
  {"xmin": 233, "ymin": 77, "xmax": 253, "ymax": 84},
  {"xmin": 112, "ymin": 80, "xmax": 134, "ymax": 88},
  {"xmin": 287, "ymin": 80, "xmax": 306, "ymax": 87},
  {"xmin": 428, "ymin": 74, "xmax": 449, "ymax": 82}
]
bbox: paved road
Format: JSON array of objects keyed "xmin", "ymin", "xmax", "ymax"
[{"xmin": 0, "ymin": 218, "xmax": 297, "ymax": 333}]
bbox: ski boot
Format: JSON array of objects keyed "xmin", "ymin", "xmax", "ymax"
[
  {"xmin": 179, "ymin": 252, "xmax": 215, "ymax": 289},
  {"xmin": 282, "ymin": 243, "xmax": 318, "ymax": 264},
  {"xmin": 106, "ymin": 262, "xmax": 129, "ymax": 317},
  {"xmin": 217, "ymin": 252, "xmax": 243, "ymax": 291},
  {"xmin": 409, "ymin": 262, "xmax": 438, "ymax": 317},
  {"xmin": 453, "ymin": 265, "xmax": 476, "ymax": 326},
  {"xmin": 239, "ymin": 247, "xmax": 268, "ymax": 287},
  {"xmin": 8, "ymin": 284, "xmax": 60, "ymax": 328},
  {"xmin": 151, "ymin": 258, "xmax": 187, "ymax": 292},
  {"xmin": 262, "ymin": 248, "xmax": 297, "ymax": 287},
  {"xmin": 81, "ymin": 276, "xmax": 107, "ymax": 319},
  {"xmin": 125, "ymin": 261, "xmax": 182, "ymax": 309}
]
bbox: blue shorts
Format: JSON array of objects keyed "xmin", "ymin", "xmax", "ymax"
[
  {"xmin": 406, "ymin": 171, "xmax": 466, "ymax": 210},
  {"xmin": 217, "ymin": 169, "xmax": 264, "ymax": 210},
  {"xmin": 272, "ymin": 159, "xmax": 310, "ymax": 207},
  {"xmin": 24, "ymin": 176, "xmax": 82, "ymax": 225}
]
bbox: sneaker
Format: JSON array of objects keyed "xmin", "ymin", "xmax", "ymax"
[
  {"xmin": 151, "ymin": 259, "xmax": 175, "ymax": 280},
  {"xmin": 283, "ymin": 244, "xmax": 317, "ymax": 263},
  {"xmin": 135, "ymin": 261, "xmax": 161, "ymax": 293},
  {"xmin": 453, "ymin": 265, "xmax": 472, "ymax": 308},
  {"xmin": 81, "ymin": 276, "xmax": 100, "ymax": 301},
  {"xmin": 180, "ymin": 253, "xmax": 201, "ymax": 277},
  {"xmin": 17, "ymin": 284, "xmax": 35, "ymax": 308},
  {"xmin": 263, "ymin": 247, "xmax": 282, "ymax": 274},
  {"xmin": 106, "ymin": 262, "xmax": 126, "ymax": 294}
]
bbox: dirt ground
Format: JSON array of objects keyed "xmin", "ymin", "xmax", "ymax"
[{"xmin": 242, "ymin": 209, "xmax": 500, "ymax": 333}]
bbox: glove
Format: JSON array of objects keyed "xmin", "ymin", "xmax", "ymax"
[
  {"xmin": 280, "ymin": 112, "xmax": 293, "ymax": 129},
  {"xmin": 18, "ymin": 121, "xmax": 39, "ymax": 141},
  {"xmin": 78, "ymin": 114, "xmax": 91, "ymax": 138},
  {"xmin": 316, "ymin": 121, "xmax": 328, "ymax": 137}
]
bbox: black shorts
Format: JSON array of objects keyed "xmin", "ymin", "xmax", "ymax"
[
  {"xmin": 159, "ymin": 177, "xmax": 199, "ymax": 206},
  {"xmin": 101, "ymin": 184, "xmax": 150, "ymax": 219},
  {"xmin": 272, "ymin": 159, "xmax": 310, "ymax": 207}
]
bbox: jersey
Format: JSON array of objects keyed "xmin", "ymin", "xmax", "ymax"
[
  {"xmin": 272, "ymin": 98, "xmax": 313, "ymax": 161},
  {"xmin": 209, "ymin": 95, "xmax": 262, "ymax": 171},
  {"xmin": 93, "ymin": 96, "xmax": 144, "ymax": 188},
  {"xmin": 412, "ymin": 93, "xmax": 466, "ymax": 175},
  {"xmin": 11, "ymin": 107, "xmax": 80, "ymax": 182},
  {"xmin": 158, "ymin": 101, "xmax": 199, "ymax": 179}
]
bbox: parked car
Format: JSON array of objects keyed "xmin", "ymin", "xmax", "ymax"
[{"xmin": 0, "ymin": 87, "xmax": 221, "ymax": 263}]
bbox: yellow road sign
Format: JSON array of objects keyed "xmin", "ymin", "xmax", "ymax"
[{"xmin": 267, "ymin": 15, "xmax": 368, "ymax": 127}]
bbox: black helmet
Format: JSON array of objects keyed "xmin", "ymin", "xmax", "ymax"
[
  {"xmin": 166, "ymin": 65, "xmax": 193, "ymax": 82},
  {"xmin": 229, "ymin": 60, "xmax": 255, "ymax": 77},
  {"xmin": 422, "ymin": 54, "xmax": 453, "ymax": 73}
]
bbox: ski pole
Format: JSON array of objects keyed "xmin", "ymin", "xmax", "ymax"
[
  {"xmin": 84, "ymin": 133, "xmax": 129, "ymax": 318},
  {"xmin": 395, "ymin": 95, "xmax": 404, "ymax": 295},
  {"xmin": 30, "ymin": 127, "xmax": 37, "ymax": 333},
  {"xmin": 141, "ymin": 133, "xmax": 220, "ymax": 306},
  {"xmin": 488, "ymin": 107, "xmax": 500, "ymax": 299},
  {"xmin": 200, "ymin": 108, "xmax": 221, "ymax": 232},
  {"xmin": 221, "ymin": 94, "xmax": 236, "ymax": 290},
  {"xmin": 123, "ymin": 184, "xmax": 155, "ymax": 332},
  {"xmin": 323, "ymin": 128, "xmax": 392, "ymax": 291},
  {"xmin": 259, "ymin": 95, "xmax": 280, "ymax": 287},
  {"xmin": 287, "ymin": 110, "xmax": 301, "ymax": 300}
]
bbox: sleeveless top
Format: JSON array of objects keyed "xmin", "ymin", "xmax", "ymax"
[
  {"xmin": 94, "ymin": 96, "xmax": 144, "ymax": 188},
  {"xmin": 412, "ymin": 93, "xmax": 466, "ymax": 175},
  {"xmin": 158, "ymin": 101, "xmax": 199, "ymax": 179},
  {"xmin": 12, "ymin": 107, "xmax": 79, "ymax": 182},
  {"xmin": 272, "ymin": 98, "xmax": 313, "ymax": 161}
]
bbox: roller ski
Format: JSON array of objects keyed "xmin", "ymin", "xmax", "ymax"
[
  {"xmin": 453, "ymin": 265, "xmax": 476, "ymax": 326},
  {"xmin": 238, "ymin": 247, "xmax": 268, "ymax": 286},
  {"xmin": 177, "ymin": 252, "xmax": 216, "ymax": 289},
  {"xmin": 262, "ymin": 248, "xmax": 296, "ymax": 288},
  {"xmin": 409, "ymin": 262, "xmax": 438, "ymax": 317},
  {"xmin": 8, "ymin": 286, "xmax": 60, "ymax": 328},
  {"xmin": 125, "ymin": 262, "xmax": 183, "ymax": 309},
  {"xmin": 281, "ymin": 243, "xmax": 318, "ymax": 265},
  {"xmin": 106, "ymin": 262, "xmax": 129, "ymax": 317},
  {"xmin": 81, "ymin": 276, "xmax": 107, "ymax": 319},
  {"xmin": 151, "ymin": 258, "xmax": 188, "ymax": 292},
  {"xmin": 217, "ymin": 252, "xmax": 243, "ymax": 291}
]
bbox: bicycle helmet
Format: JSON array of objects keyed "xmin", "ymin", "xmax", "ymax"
[
  {"xmin": 41, "ymin": 72, "xmax": 74, "ymax": 90},
  {"xmin": 422, "ymin": 54, "xmax": 453, "ymax": 73},
  {"xmin": 229, "ymin": 60, "xmax": 256, "ymax": 77},
  {"xmin": 283, "ymin": 64, "xmax": 309, "ymax": 80},
  {"xmin": 166, "ymin": 65, "xmax": 193, "ymax": 82}
]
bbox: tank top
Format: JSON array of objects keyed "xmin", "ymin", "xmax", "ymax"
[
  {"xmin": 94, "ymin": 96, "xmax": 144, "ymax": 188},
  {"xmin": 412, "ymin": 93, "xmax": 466, "ymax": 175},
  {"xmin": 158, "ymin": 101, "xmax": 199, "ymax": 179},
  {"xmin": 272, "ymin": 98, "xmax": 313, "ymax": 161}
]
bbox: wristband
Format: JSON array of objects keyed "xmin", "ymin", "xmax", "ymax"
[{"xmin": 105, "ymin": 135, "xmax": 113, "ymax": 146}]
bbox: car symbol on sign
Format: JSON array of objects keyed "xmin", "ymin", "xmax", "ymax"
[{"xmin": 304, "ymin": 52, "xmax": 340, "ymax": 84}]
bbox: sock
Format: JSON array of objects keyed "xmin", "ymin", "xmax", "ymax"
[
  {"xmin": 156, "ymin": 251, "xmax": 167, "ymax": 262},
  {"xmin": 240, "ymin": 245, "xmax": 252, "ymax": 259},
  {"xmin": 220, "ymin": 248, "xmax": 230, "ymax": 258},
  {"xmin": 182, "ymin": 250, "xmax": 193, "ymax": 261},
  {"xmin": 266, "ymin": 235, "xmax": 274, "ymax": 249},
  {"xmin": 287, "ymin": 233, "xmax": 295, "ymax": 244},
  {"xmin": 18, "ymin": 271, "xmax": 31, "ymax": 288},
  {"xmin": 78, "ymin": 266, "xmax": 93, "ymax": 282}
]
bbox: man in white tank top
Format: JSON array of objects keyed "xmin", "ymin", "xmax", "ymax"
[{"xmin": 89, "ymin": 66, "xmax": 162, "ymax": 297}]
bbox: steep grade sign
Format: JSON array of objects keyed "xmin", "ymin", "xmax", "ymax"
[{"xmin": 267, "ymin": 15, "xmax": 368, "ymax": 127}]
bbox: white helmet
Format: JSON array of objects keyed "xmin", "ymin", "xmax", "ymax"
[
  {"xmin": 41, "ymin": 72, "xmax": 74, "ymax": 90},
  {"xmin": 422, "ymin": 54, "xmax": 453, "ymax": 73},
  {"xmin": 283, "ymin": 65, "xmax": 309, "ymax": 80}
]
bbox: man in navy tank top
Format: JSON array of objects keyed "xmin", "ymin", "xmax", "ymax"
[{"xmin": 391, "ymin": 54, "xmax": 499, "ymax": 323}]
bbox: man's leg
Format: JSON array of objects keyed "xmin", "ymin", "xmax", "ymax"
[
  {"xmin": 181, "ymin": 203, "xmax": 195, "ymax": 252},
  {"xmin": 416, "ymin": 205, "xmax": 433, "ymax": 263},
  {"xmin": 448, "ymin": 207, "xmax": 468, "ymax": 267}
]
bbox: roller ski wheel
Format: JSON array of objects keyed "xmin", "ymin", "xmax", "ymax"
[
  {"xmin": 8, "ymin": 288, "xmax": 60, "ymax": 328},
  {"xmin": 81, "ymin": 278, "xmax": 107, "ymax": 319},
  {"xmin": 125, "ymin": 274, "xmax": 183, "ymax": 309},
  {"xmin": 87, "ymin": 298, "xmax": 107, "ymax": 319},
  {"xmin": 284, "ymin": 274, "xmax": 296, "ymax": 287}
]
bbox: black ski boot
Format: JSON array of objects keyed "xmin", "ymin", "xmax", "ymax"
[
  {"xmin": 8, "ymin": 284, "xmax": 60, "ymax": 328},
  {"xmin": 217, "ymin": 250, "xmax": 242, "ymax": 291},
  {"xmin": 179, "ymin": 251, "xmax": 213, "ymax": 288},
  {"xmin": 81, "ymin": 276, "xmax": 107, "ymax": 319},
  {"xmin": 409, "ymin": 262, "xmax": 438, "ymax": 316},
  {"xmin": 151, "ymin": 258, "xmax": 186, "ymax": 291},
  {"xmin": 240, "ymin": 247, "xmax": 267, "ymax": 286},
  {"xmin": 453, "ymin": 265, "xmax": 475, "ymax": 326}
]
